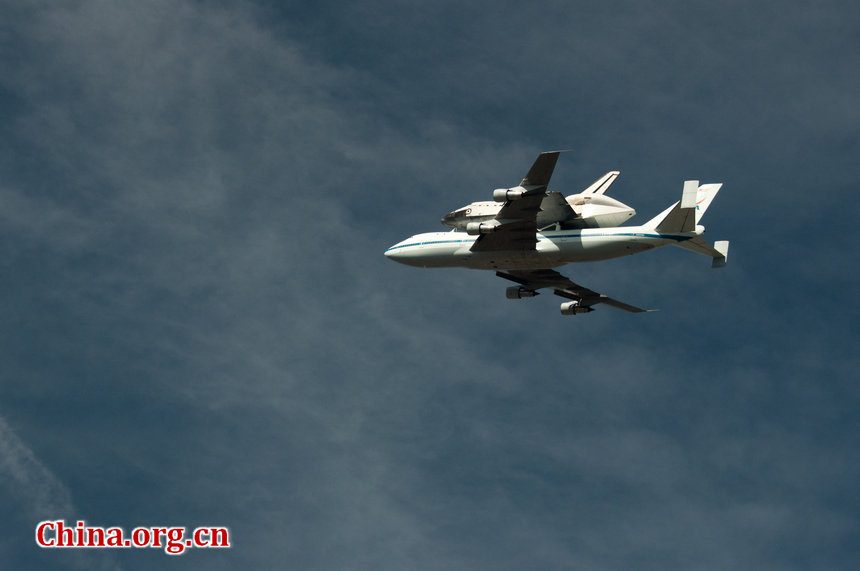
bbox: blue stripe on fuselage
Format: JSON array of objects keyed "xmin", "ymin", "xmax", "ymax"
[
  {"xmin": 385, "ymin": 238, "xmax": 470, "ymax": 252},
  {"xmin": 384, "ymin": 231, "xmax": 691, "ymax": 253}
]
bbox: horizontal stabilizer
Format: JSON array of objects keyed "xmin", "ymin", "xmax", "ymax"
[
  {"xmin": 676, "ymin": 237, "xmax": 730, "ymax": 268},
  {"xmin": 712, "ymin": 240, "xmax": 729, "ymax": 268}
]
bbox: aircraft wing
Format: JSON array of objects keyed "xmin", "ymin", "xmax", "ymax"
[
  {"xmin": 496, "ymin": 268, "xmax": 653, "ymax": 313},
  {"xmin": 471, "ymin": 151, "xmax": 561, "ymax": 252}
]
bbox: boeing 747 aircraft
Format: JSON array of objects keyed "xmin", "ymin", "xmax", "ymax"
[{"xmin": 385, "ymin": 151, "xmax": 729, "ymax": 315}]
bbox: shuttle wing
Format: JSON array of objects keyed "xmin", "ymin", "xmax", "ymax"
[
  {"xmin": 496, "ymin": 268, "xmax": 653, "ymax": 313},
  {"xmin": 535, "ymin": 191, "xmax": 577, "ymax": 229},
  {"xmin": 471, "ymin": 151, "xmax": 562, "ymax": 252}
]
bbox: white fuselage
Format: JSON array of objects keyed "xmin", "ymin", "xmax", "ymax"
[{"xmin": 385, "ymin": 225, "xmax": 702, "ymax": 270}]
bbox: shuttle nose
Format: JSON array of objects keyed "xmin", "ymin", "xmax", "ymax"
[{"xmin": 440, "ymin": 211, "xmax": 458, "ymax": 228}]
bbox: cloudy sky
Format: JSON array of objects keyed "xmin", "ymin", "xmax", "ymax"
[{"xmin": 1, "ymin": 1, "xmax": 858, "ymax": 569}]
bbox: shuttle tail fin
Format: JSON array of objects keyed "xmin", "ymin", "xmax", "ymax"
[{"xmin": 581, "ymin": 171, "xmax": 620, "ymax": 195}]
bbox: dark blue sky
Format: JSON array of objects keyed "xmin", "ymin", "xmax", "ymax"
[{"xmin": 1, "ymin": 1, "xmax": 858, "ymax": 569}]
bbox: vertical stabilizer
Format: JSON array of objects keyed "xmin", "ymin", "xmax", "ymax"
[{"xmin": 694, "ymin": 183, "xmax": 722, "ymax": 224}]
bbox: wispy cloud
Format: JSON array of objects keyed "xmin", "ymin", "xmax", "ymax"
[
  {"xmin": 0, "ymin": 416, "xmax": 121, "ymax": 570},
  {"xmin": 0, "ymin": 416, "xmax": 74, "ymax": 520}
]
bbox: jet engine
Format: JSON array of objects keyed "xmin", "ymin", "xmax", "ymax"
[
  {"xmin": 560, "ymin": 300, "xmax": 593, "ymax": 315},
  {"xmin": 493, "ymin": 186, "xmax": 526, "ymax": 202},
  {"xmin": 506, "ymin": 286, "xmax": 538, "ymax": 299},
  {"xmin": 465, "ymin": 221, "xmax": 500, "ymax": 235}
]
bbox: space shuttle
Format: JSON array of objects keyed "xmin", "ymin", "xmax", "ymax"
[{"xmin": 440, "ymin": 171, "xmax": 636, "ymax": 231}]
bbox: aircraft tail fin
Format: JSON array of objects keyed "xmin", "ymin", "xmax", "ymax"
[
  {"xmin": 693, "ymin": 183, "xmax": 722, "ymax": 224},
  {"xmin": 644, "ymin": 181, "xmax": 723, "ymax": 232}
]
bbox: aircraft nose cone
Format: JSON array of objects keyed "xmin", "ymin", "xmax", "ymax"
[
  {"xmin": 384, "ymin": 247, "xmax": 410, "ymax": 266},
  {"xmin": 384, "ymin": 239, "xmax": 419, "ymax": 266},
  {"xmin": 384, "ymin": 243, "xmax": 403, "ymax": 261}
]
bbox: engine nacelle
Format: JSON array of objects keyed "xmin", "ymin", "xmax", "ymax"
[
  {"xmin": 560, "ymin": 300, "xmax": 593, "ymax": 315},
  {"xmin": 465, "ymin": 221, "xmax": 500, "ymax": 235},
  {"xmin": 493, "ymin": 186, "xmax": 526, "ymax": 202},
  {"xmin": 506, "ymin": 286, "xmax": 538, "ymax": 299}
]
